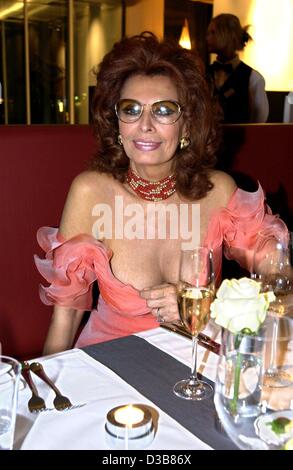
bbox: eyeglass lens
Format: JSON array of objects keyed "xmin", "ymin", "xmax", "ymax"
[{"xmin": 116, "ymin": 99, "xmax": 181, "ymax": 124}]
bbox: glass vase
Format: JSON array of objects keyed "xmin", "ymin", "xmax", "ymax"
[
  {"xmin": 217, "ymin": 327, "xmax": 266, "ymax": 419},
  {"xmin": 214, "ymin": 316, "xmax": 293, "ymax": 450}
]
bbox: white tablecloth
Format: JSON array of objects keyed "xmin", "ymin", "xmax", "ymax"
[
  {"xmin": 137, "ymin": 323, "xmax": 221, "ymax": 382},
  {"xmin": 15, "ymin": 329, "xmax": 215, "ymax": 450}
]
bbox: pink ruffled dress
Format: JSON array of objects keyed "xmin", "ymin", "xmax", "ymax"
[{"xmin": 34, "ymin": 186, "xmax": 288, "ymax": 348}]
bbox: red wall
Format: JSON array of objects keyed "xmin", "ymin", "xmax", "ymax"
[
  {"xmin": 0, "ymin": 124, "xmax": 292, "ymax": 359},
  {"xmin": 219, "ymin": 124, "xmax": 293, "ymax": 229},
  {"xmin": 0, "ymin": 125, "xmax": 97, "ymax": 359}
]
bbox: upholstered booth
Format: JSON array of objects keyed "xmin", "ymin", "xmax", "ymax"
[
  {"xmin": 0, "ymin": 126, "xmax": 97, "ymax": 359},
  {"xmin": 0, "ymin": 124, "xmax": 292, "ymax": 359},
  {"xmin": 218, "ymin": 124, "xmax": 292, "ymax": 230}
]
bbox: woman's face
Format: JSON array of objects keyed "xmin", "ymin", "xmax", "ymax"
[{"xmin": 117, "ymin": 74, "xmax": 185, "ymax": 174}]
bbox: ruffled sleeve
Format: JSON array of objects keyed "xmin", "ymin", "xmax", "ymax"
[
  {"xmin": 34, "ymin": 227, "xmax": 112, "ymax": 310},
  {"xmin": 207, "ymin": 185, "xmax": 289, "ymax": 272}
]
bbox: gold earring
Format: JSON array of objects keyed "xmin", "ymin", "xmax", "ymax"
[
  {"xmin": 179, "ymin": 136, "xmax": 190, "ymax": 150},
  {"xmin": 118, "ymin": 134, "xmax": 123, "ymax": 146}
]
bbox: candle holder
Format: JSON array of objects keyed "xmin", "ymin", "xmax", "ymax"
[{"xmin": 105, "ymin": 404, "xmax": 155, "ymax": 449}]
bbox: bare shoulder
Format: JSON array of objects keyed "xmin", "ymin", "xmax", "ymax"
[
  {"xmin": 208, "ymin": 170, "xmax": 237, "ymax": 207},
  {"xmin": 69, "ymin": 170, "xmax": 112, "ymax": 198},
  {"xmin": 60, "ymin": 171, "xmax": 113, "ymax": 238}
]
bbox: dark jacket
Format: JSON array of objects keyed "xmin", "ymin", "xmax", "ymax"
[{"xmin": 208, "ymin": 61, "xmax": 252, "ymax": 123}]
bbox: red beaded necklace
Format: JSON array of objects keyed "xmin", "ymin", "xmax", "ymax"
[{"xmin": 126, "ymin": 168, "xmax": 176, "ymax": 202}]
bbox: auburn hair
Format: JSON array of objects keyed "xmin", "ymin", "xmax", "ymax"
[{"xmin": 90, "ymin": 32, "xmax": 220, "ymax": 200}]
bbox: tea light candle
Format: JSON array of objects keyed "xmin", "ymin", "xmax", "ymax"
[
  {"xmin": 114, "ymin": 404, "xmax": 144, "ymax": 427},
  {"xmin": 105, "ymin": 404, "xmax": 154, "ymax": 450}
]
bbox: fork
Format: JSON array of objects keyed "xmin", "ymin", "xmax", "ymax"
[
  {"xmin": 30, "ymin": 362, "xmax": 72, "ymax": 411},
  {"xmin": 21, "ymin": 362, "xmax": 46, "ymax": 413}
]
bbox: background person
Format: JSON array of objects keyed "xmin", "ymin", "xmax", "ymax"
[{"xmin": 206, "ymin": 13, "xmax": 269, "ymax": 123}]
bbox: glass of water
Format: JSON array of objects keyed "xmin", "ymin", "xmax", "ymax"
[{"xmin": 0, "ymin": 356, "xmax": 21, "ymax": 450}]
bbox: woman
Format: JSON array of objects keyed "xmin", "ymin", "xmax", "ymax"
[
  {"xmin": 35, "ymin": 32, "xmax": 286, "ymax": 355},
  {"xmin": 206, "ymin": 14, "xmax": 269, "ymax": 123}
]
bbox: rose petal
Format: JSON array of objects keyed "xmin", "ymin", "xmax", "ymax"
[{"xmin": 210, "ymin": 277, "xmax": 273, "ymax": 334}]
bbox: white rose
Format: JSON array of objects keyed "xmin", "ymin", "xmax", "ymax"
[
  {"xmin": 216, "ymin": 278, "xmax": 261, "ymax": 300},
  {"xmin": 210, "ymin": 277, "xmax": 275, "ymax": 334}
]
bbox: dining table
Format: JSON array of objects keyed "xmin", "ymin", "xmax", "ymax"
[{"xmin": 13, "ymin": 322, "xmax": 237, "ymax": 451}]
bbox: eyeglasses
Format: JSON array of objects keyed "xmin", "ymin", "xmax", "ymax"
[{"xmin": 115, "ymin": 99, "xmax": 183, "ymax": 125}]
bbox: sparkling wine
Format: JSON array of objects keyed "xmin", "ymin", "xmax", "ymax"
[
  {"xmin": 268, "ymin": 291, "xmax": 293, "ymax": 316},
  {"xmin": 259, "ymin": 267, "xmax": 292, "ymax": 316},
  {"xmin": 178, "ymin": 286, "xmax": 214, "ymax": 336}
]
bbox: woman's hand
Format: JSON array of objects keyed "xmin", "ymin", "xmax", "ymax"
[{"xmin": 140, "ymin": 283, "xmax": 179, "ymax": 323}]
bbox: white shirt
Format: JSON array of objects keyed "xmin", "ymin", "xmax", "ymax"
[{"xmin": 249, "ymin": 69, "xmax": 269, "ymax": 122}]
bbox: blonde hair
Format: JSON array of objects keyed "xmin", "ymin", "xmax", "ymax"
[{"xmin": 211, "ymin": 13, "xmax": 252, "ymax": 55}]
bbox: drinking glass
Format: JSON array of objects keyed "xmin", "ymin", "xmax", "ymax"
[
  {"xmin": 252, "ymin": 236, "xmax": 293, "ymax": 387},
  {"xmin": 214, "ymin": 316, "xmax": 293, "ymax": 450},
  {"xmin": 0, "ymin": 355, "xmax": 21, "ymax": 450},
  {"xmin": 173, "ymin": 247, "xmax": 215, "ymax": 400}
]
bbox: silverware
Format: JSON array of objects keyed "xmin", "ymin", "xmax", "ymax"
[
  {"xmin": 160, "ymin": 322, "xmax": 220, "ymax": 355},
  {"xmin": 30, "ymin": 362, "xmax": 72, "ymax": 411},
  {"xmin": 21, "ymin": 362, "xmax": 47, "ymax": 413}
]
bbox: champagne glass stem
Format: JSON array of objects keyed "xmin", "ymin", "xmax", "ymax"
[
  {"xmin": 266, "ymin": 316, "xmax": 278, "ymax": 375},
  {"xmin": 190, "ymin": 335, "xmax": 199, "ymax": 384}
]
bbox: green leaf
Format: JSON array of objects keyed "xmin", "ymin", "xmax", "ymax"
[
  {"xmin": 240, "ymin": 328, "xmax": 254, "ymax": 335},
  {"xmin": 266, "ymin": 417, "xmax": 291, "ymax": 435}
]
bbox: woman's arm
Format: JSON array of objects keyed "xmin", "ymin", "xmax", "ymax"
[
  {"xmin": 41, "ymin": 171, "xmax": 100, "ymax": 355},
  {"xmin": 42, "ymin": 306, "xmax": 85, "ymax": 355}
]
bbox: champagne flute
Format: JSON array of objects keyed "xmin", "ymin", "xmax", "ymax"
[
  {"xmin": 173, "ymin": 247, "xmax": 215, "ymax": 400},
  {"xmin": 252, "ymin": 235, "xmax": 293, "ymax": 387}
]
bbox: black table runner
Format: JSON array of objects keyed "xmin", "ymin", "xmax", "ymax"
[{"xmin": 83, "ymin": 335, "xmax": 237, "ymax": 450}]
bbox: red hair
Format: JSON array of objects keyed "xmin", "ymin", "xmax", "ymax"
[{"xmin": 90, "ymin": 32, "xmax": 220, "ymax": 200}]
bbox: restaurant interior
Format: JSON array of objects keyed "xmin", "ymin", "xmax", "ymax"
[
  {"xmin": 0, "ymin": 0, "xmax": 293, "ymax": 356},
  {"xmin": 0, "ymin": 0, "xmax": 292, "ymax": 124}
]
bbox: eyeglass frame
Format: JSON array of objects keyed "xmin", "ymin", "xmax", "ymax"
[{"xmin": 114, "ymin": 99, "xmax": 183, "ymax": 125}]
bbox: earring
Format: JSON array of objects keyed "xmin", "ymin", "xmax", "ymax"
[
  {"xmin": 179, "ymin": 136, "xmax": 190, "ymax": 150},
  {"xmin": 118, "ymin": 134, "xmax": 123, "ymax": 146}
]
